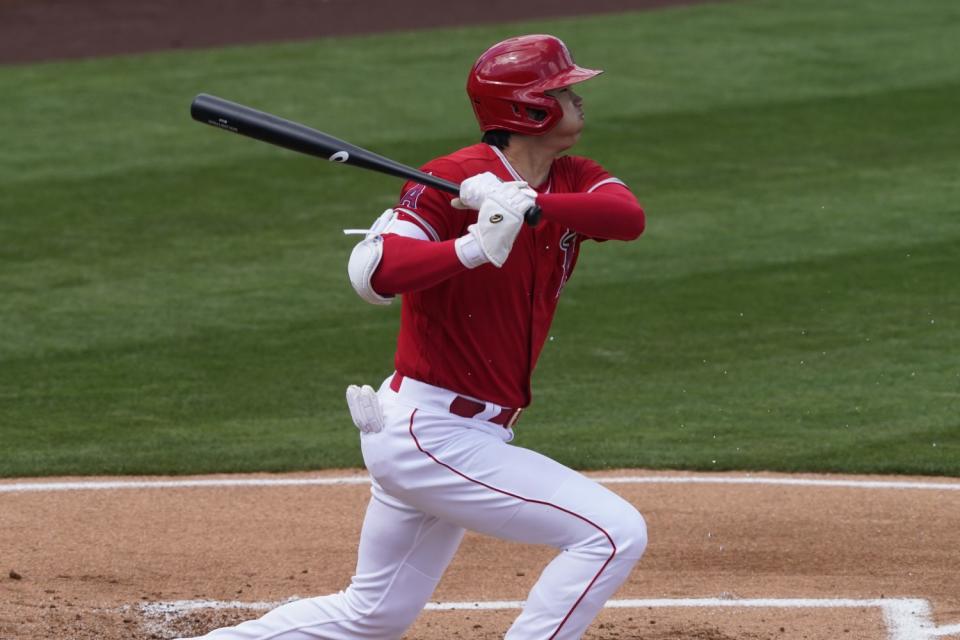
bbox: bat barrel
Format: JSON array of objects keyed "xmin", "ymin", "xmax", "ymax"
[
  {"xmin": 190, "ymin": 93, "xmax": 540, "ymax": 225},
  {"xmin": 191, "ymin": 94, "xmax": 368, "ymax": 165}
]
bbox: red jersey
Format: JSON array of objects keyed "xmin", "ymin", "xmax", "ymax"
[{"xmin": 379, "ymin": 143, "xmax": 642, "ymax": 408}]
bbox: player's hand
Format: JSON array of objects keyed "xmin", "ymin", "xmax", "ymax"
[
  {"xmin": 452, "ymin": 171, "xmax": 503, "ymax": 210},
  {"xmin": 487, "ymin": 180, "xmax": 537, "ymax": 217},
  {"xmin": 466, "ymin": 184, "xmax": 532, "ymax": 267},
  {"xmin": 345, "ymin": 384, "xmax": 384, "ymax": 434}
]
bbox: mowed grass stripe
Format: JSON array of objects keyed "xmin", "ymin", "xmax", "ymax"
[{"xmin": 1, "ymin": 0, "xmax": 957, "ymax": 183}]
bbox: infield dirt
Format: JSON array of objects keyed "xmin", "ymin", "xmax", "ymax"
[{"xmin": 2, "ymin": 469, "xmax": 960, "ymax": 639}]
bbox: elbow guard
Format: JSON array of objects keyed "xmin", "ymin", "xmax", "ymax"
[{"xmin": 348, "ymin": 235, "xmax": 394, "ymax": 306}]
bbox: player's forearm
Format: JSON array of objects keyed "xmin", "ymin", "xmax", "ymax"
[
  {"xmin": 536, "ymin": 190, "xmax": 645, "ymax": 240},
  {"xmin": 371, "ymin": 234, "xmax": 469, "ymax": 295}
]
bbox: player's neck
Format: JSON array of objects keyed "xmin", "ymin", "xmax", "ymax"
[{"xmin": 501, "ymin": 139, "xmax": 559, "ymax": 189}]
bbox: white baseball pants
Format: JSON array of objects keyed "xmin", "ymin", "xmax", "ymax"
[{"xmin": 184, "ymin": 374, "xmax": 647, "ymax": 639}]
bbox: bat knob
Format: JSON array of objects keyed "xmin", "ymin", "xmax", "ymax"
[{"xmin": 523, "ymin": 205, "xmax": 542, "ymax": 227}]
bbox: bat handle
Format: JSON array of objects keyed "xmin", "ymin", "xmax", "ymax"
[
  {"xmin": 422, "ymin": 175, "xmax": 541, "ymax": 226},
  {"xmin": 523, "ymin": 205, "xmax": 542, "ymax": 226}
]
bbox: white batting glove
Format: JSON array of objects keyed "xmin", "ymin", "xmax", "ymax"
[
  {"xmin": 462, "ymin": 182, "xmax": 536, "ymax": 269},
  {"xmin": 488, "ymin": 180, "xmax": 538, "ymax": 217},
  {"xmin": 345, "ymin": 384, "xmax": 384, "ymax": 434},
  {"xmin": 452, "ymin": 171, "xmax": 503, "ymax": 210}
]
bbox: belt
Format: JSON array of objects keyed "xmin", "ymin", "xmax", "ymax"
[{"xmin": 390, "ymin": 372, "xmax": 523, "ymax": 429}]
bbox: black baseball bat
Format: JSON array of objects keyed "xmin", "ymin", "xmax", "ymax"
[{"xmin": 190, "ymin": 94, "xmax": 541, "ymax": 226}]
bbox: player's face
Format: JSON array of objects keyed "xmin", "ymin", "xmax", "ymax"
[{"xmin": 544, "ymin": 86, "xmax": 584, "ymax": 146}]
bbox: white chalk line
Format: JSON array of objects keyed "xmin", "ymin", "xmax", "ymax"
[
  {"xmin": 140, "ymin": 597, "xmax": 960, "ymax": 640},
  {"xmin": 0, "ymin": 477, "xmax": 371, "ymax": 493},
  {"xmin": 3, "ymin": 474, "xmax": 960, "ymax": 493}
]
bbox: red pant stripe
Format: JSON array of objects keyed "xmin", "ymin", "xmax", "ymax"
[{"xmin": 407, "ymin": 409, "xmax": 617, "ymax": 639}]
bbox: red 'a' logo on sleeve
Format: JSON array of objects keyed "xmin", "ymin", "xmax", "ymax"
[{"xmin": 399, "ymin": 183, "xmax": 427, "ymax": 209}]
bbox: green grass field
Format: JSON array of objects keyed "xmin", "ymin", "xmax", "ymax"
[{"xmin": 1, "ymin": 0, "xmax": 958, "ymax": 477}]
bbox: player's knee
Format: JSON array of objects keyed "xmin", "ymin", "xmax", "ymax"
[
  {"xmin": 574, "ymin": 502, "xmax": 647, "ymax": 569},
  {"xmin": 605, "ymin": 505, "xmax": 648, "ymax": 565}
]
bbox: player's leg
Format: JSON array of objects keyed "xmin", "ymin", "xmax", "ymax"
[
  {"xmin": 180, "ymin": 483, "xmax": 464, "ymax": 640},
  {"xmin": 494, "ymin": 464, "xmax": 647, "ymax": 640},
  {"xmin": 372, "ymin": 397, "xmax": 647, "ymax": 640}
]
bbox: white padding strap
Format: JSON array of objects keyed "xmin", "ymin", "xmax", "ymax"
[
  {"xmin": 344, "ymin": 208, "xmax": 430, "ymax": 242},
  {"xmin": 395, "ymin": 207, "xmax": 440, "ymax": 242},
  {"xmin": 384, "ymin": 219, "xmax": 429, "ymax": 240},
  {"xmin": 343, "ymin": 208, "xmax": 397, "ymax": 238}
]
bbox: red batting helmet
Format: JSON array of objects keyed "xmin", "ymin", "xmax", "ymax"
[{"xmin": 467, "ymin": 34, "xmax": 603, "ymax": 136}]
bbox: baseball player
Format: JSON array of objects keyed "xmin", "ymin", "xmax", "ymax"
[{"xmin": 185, "ymin": 34, "xmax": 647, "ymax": 640}]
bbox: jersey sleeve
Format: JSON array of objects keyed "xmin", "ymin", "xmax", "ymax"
[
  {"xmin": 372, "ymin": 235, "xmax": 467, "ymax": 295},
  {"xmin": 392, "ymin": 158, "xmax": 468, "ymax": 242},
  {"xmin": 534, "ymin": 156, "xmax": 644, "ymax": 241},
  {"xmin": 569, "ymin": 156, "xmax": 629, "ymax": 194}
]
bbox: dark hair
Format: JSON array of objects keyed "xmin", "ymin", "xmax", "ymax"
[
  {"xmin": 481, "ymin": 106, "xmax": 549, "ymax": 148},
  {"xmin": 482, "ymin": 130, "xmax": 512, "ymax": 150}
]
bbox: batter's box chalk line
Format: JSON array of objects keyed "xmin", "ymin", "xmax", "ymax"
[
  {"xmin": 137, "ymin": 597, "xmax": 960, "ymax": 640},
  {"xmin": 5, "ymin": 474, "xmax": 960, "ymax": 493}
]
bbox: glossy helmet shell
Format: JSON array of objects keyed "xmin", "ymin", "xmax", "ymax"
[{"xmin": 467, "ymin": 34, "xmax": 603, "ymax": 136}]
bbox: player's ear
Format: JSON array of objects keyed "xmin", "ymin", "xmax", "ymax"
[{"xmin": 526, "ymin": 108, "xmax": 548, "ymax": 122}]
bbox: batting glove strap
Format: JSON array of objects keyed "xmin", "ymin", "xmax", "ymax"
[
  {"xmin": 454, "ymin": 233, "xmax": 489, "ymax": 269},
  {"xmin": 468, "ymin": 198, "xmax": 524, "ymax": 268}
]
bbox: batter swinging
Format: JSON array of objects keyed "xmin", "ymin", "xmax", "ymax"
[{"xmin": 185, "ymin": 34, "xmax": 647, "ymax": 640}]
